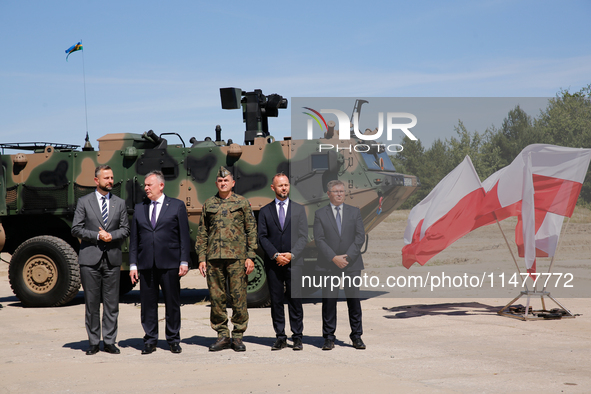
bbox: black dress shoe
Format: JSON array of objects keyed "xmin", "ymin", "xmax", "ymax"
[
  {"xmin": 231, "ymin": 338, "xmax": 246, "ymax": 352},
  {"xmin": 169, "ymin": 343, "xmax": 182, "ymax": 354},
  {"xmin": 322, "ymin": 339, "xmax": 334, "ymax": 350},
  {"xmin": 352, "ymin": 338, "xmax": 366, "ymax": 350},
  {"xmin": 104, "ymin": 344, "xmax": 120, "ymax": 354},
  {"xmin": 209, "ymin": 337, "xmax": 231, "ymax": 352},
  {"xmin": 292, "ymin": 337, "xmax": 303, "ymax": 351},
  {"xmin": 85, "ymin": 345, "xmax": 100, "ymax": 355},
  {"xmin": 141, "ymin": 344, "xmax": 157, "ymax": 355},
  {"xmin": 271, "ymin": 338, "xmax": 287, "ymax": 351}
]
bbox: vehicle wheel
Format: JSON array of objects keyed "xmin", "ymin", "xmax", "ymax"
[
  {"xmin": 119, "ymin": 270, "xmax": 136, "ymax": 296},
  {"xmin": 246, "ymin": 254, "xmax": 270, "ymax": 308},
  {"xmin": 8, "ymin": 236, "xmax": 81, "ymax": 307}
]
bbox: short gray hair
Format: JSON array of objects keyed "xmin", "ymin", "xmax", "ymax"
[
  {"xmin": 326, "ymin": 180, "xmax": 344, "ymax": 192},
  {"xmin": 145, "ymin": 170, "xmax": 165, "ymax": 185}
]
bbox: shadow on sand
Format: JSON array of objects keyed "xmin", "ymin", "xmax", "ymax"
[{"xmin": 382, "ymin": 302, "xmax": 502, "ymax": 319}]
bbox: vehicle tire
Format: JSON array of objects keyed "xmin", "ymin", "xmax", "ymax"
[
  {"xmin": 8, "ymin": 236, "xmax": 81, "ymax": 307},
  {"xmin": 246, "ymin": 254, "xmax": 271, "ymax": 308},
  {"xmin": 119, "ymin": 270, "xmax": 136, "ymax": 296}
]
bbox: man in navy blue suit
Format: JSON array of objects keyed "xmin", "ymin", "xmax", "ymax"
[
  {"xmin": 129, "ymin": 170, "xmax": 191, "ymax": 355},
  {"xmin": 258, "ymin": 173, "xmax": 308, "ymax": 351},
  {"xmin": 313, "ymin": 179, "xmax": 366, "ymax": 350}
]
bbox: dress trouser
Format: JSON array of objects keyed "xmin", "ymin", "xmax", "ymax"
[
  {"xmin": 267, "ymin": 263, "xmax": 303, "ymax": 340},
  {"xmin": 321, "ymin": 270, "xmax": 363, "ymax": 341},
  {"xmin": 139, "ymin": 267, "xmax": 181, "ymax": 345},
  {"xmin": 80, "ymin": 257, "xmax": 120, "ymax": 346}
]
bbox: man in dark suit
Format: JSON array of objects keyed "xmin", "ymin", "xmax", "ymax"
[
  {"xmin": 72, "ymin": 165, "xmax": 130, "ymax": 355},
  {"xmin": 258, "ymin": 173, "xmax": 308, "ymax": 351},
  {"xmin": 313, "ymin": 179, "xmax": 366, "ymax": 350},
  {"xmin": 129, "ymin": 170, "xmax": 191, "ymax": 355}
]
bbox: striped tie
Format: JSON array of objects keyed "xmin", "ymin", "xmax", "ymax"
[{"xmin": 101, "ymin": 196, "xmax": 108, "ymax": 226}]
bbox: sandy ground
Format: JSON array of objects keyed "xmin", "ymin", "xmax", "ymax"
[{"xmin": 1, "ymin": 208, "xmax": 590, "ymax": 393}]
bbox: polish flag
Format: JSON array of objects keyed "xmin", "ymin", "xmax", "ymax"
[
  {"xmin": 515, "ymin": 212, "xmax": 565, "ymax": 258},
  {"xmin": 402, "ymin": 156, "xmax": 490, "ymax": 268},
  {"xmin": 478, "ymin": 144, "xmax": 591, "ymax": 272}
]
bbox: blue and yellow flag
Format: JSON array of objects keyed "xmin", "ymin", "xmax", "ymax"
[{"xmin": 65, "ymin": 42, "xmax": 83, "ymax": 61}]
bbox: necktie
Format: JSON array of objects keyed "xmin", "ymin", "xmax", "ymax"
[
  {"xmin": 335, "ymin": 206, "xmax": 342, "ymax": 235},
  {"xmin": 101, "ymin": 196, "xmax": 108, "ymax": 226},
  {"xmin": 278, "ymin": 201, "xmax": 285, "ymax": 229},
  {"xmin": 151, "ymin": 201, "xmax": 158, "ymax": 228}
]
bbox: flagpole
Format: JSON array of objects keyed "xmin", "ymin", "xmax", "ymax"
[
  {"xmin": 494, "ymin": 214, "xmax": 529, "ymax": 292},
  {"xmin": 542, "ymin": 215, "xmax": 571, "ymax": 292},
  {"xmin": 81, "ymin": 40, "xmax": 88, "ymax": 134}
]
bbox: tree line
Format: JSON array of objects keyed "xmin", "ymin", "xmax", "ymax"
[{"xmin": 391, "ymin": 85, "xmax": 591, "ymax": 210}]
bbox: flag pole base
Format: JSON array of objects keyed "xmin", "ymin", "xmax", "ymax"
[{"xmin": 497, "ymin": 291, "xmax": 575, "ymax": 321}]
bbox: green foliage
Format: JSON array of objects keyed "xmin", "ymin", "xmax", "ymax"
[
  {"xmin": 536, "ymin": 85, "xmax": 591, "ymax": 203},
  {"xmin": 393, "ymin": 84, "xmax": 591, "ymax": 209}
]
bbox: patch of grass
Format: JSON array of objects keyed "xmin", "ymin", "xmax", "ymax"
[{"xmin": 570, "ymin": 206, "xmax": 591, "ymax": 224}]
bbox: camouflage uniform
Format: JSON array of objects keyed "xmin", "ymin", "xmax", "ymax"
[{"xmin": 196, "ymin": 174, "xmax": 257, "ymax": 339}]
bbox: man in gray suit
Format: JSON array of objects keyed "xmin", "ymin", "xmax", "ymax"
[
  {"xmin": 313, "ymin": 179, "xmax": 366, "ymax": 351},
  {"xmin": 72, "ymin": 165, "xmax": 130, "ymax": 355}
]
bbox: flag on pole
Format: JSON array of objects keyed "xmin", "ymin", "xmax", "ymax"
[
  {"xmin": 65, "ymin": 42, "xmax": 83, "ymax": 61},
  {"xmin": 478, "ymin": 144, "xmax": 591, "ymax": 272},
  {"xmin": 403, "ymin": 144, "xmax": 591, "ymax": 272},
  {"xmin": 521, "ymin": 153, "xmax": 536, "ymax": 272},
  {"xmin": 402, "ymin": 156, "xmax": 490, "ymax": 268},
  {"xmin": 515, "ymin": 212, "xmax": 564, "ymax": 258}
]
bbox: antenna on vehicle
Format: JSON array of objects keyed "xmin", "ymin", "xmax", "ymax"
[{"xmin": 82, "ymin": 132, "xmax": 94, "ymax": 151}]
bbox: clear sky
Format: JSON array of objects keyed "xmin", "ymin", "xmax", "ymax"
[{"xmin": 1, "ymin": 0, "xmax": 590, "ymax": 149}]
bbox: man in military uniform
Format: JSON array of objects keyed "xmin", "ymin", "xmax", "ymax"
[{"xmin": 197, "ymin": 166, "xmax": 257, "ymax": 352}]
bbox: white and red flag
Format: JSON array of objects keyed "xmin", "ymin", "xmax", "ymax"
[
  {"xmin": 478, "ymin": 144, "xmax": 591, "ymax": 273},
  {"xmin": 402, "ymin": 145, "xmax": 591, "ymax": 271},
  {"xmin": 402, "ymin": 156, "xmax": 492, "ymax": 268}
]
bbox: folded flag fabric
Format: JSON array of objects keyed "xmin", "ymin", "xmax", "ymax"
[
  {"xmin": 479, "ymin": 145, "xmax": 590, "ymax": 221},
  {"xmin": 515, "ymin": 211, "xmax": 564, "ymax": 258},
  {"xmin": 478, "ymin": 144, "xmax": 591, "ymax": 272}
]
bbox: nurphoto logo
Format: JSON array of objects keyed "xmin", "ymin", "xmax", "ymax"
[{"xmin": 302, "ymin": 107, "xmax": 418, "ymax": 153}]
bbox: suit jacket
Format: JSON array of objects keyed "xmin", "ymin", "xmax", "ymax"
[
  {"xmin": 313, "ymin": 203, "xmax": 365, "ymax": 272},
  {"xmin": 129, "ymin": 195, "xmax": 191, "ymax": 270},
  {"xmin": 71, "ymin": 192, "xmax": 130, "ymax": 266},
  {"xmin": 258, "ymin": 199, "xmax": 308, "ymax": 267}
]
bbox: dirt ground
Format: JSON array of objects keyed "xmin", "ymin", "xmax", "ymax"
[{"xmin": 1, "ymin": 208, "xmax": 590, "ymax": 393}]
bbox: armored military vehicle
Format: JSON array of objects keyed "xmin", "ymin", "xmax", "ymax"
[{"xmin": 0, "ymin": 88, "xmax": 419, "ymax": 308}]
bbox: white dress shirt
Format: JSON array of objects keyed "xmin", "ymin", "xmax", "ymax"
[
  {"xmin": 95, "ymin": 190, "xmax": 110, "ymax": 217},
  {"xmin": 275, "ymin": 197, "xmax": 289, "ymax": 217},
  {"xmin": 131, "ymin": 194, "xmax": 188, "ymax": 270},
  {"xmin": 329, "ymin": 202, "xmax": 343, "ymax": 226},
  {"xmin": 95, "ymin": 190, "xmax": 110, "ymax": 240},
  {"xmin": 148, "ymin": 194, "xmax": 166, "ymax": 223}
]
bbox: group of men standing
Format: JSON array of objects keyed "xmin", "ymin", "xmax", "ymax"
[{"xmin": 71, "ymin": 165, "xmax": 366, "ymax": 355}]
